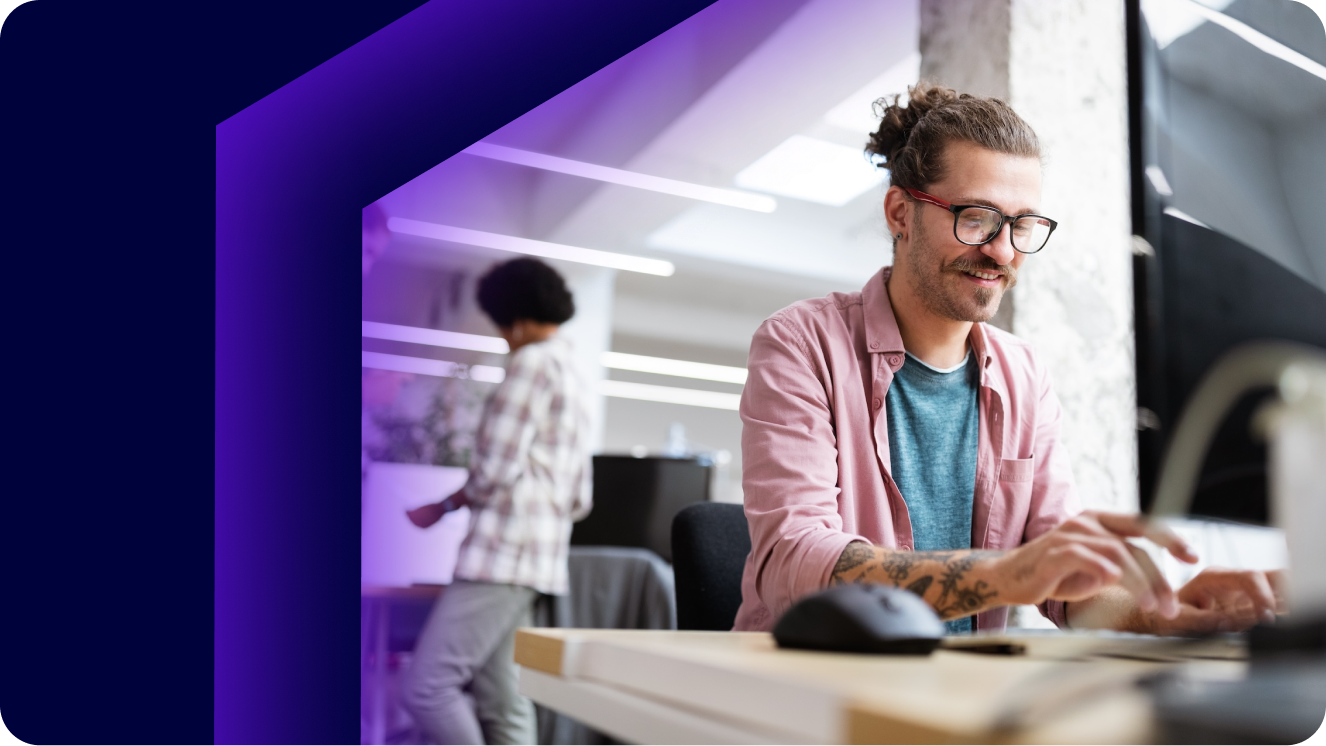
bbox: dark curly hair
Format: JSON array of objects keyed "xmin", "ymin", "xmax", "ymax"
[
  {"xmin": 865, "ymin": 81, "xmax": 1041, "ymax": 192},
  {"xmin": 476, "ymin": 257, "xmax": 575, "ymax": 328}
]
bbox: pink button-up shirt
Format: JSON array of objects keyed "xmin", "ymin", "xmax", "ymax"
[{"xmin": 733, "ymin": 266, "xmax": 1081, "ymax": 632}]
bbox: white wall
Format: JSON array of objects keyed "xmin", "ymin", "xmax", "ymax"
[{"xmin": 546, "ymin": 260, "xmax": 615, "ymax": 451}]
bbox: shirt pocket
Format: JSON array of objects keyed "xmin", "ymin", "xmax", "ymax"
[
  {"xmin": 989, "ymin": 457, "xmax": 1035, "ymax": 549},
  {"xmin": 1000, "ymin": 456, "xmax": 1035, "ymax": 483}
]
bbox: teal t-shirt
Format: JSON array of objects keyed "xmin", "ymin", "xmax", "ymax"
[{"xmin": 885, "ymin": 350, "xmax": 980, "ymax": 634}]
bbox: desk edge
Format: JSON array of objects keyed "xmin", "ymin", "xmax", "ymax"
[{"xmin": 515, "ymin": 628, "xmax": 566, "ymax": 676}]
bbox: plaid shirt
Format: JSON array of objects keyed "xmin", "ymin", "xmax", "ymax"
[{"xmin": 453, "ymin": 336, "xmax": 592, "ymax": 595}]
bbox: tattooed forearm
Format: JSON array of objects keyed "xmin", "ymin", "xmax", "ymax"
[
  {"xmin": 881, "ymin": 552, "xmax": 918, "ymax": 584},
  {"xmin": 829, "ymin": 544, "xmax": 1005, "ymax": 619},
  {"xmin": 831, "ymin": 541, "xmax": 874, "ymax": 580},
  {"xmin": 831, "ymin": 542, "xmax": 919, "ymax": 586},
  {"xmin": 905, "ymin": 576, "xmax": 933, "ymax": 597},
  {"xmin": 935, "ymin": 552, "xmax": 995, "ymax": 606},
  {"xmin": 937, "ymin": 579, "xmax": 997, "ymax": 618}
]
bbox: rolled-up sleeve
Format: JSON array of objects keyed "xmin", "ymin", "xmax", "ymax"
[
  {"xmin": 1024, "ymin": 358, "xmax": 1083, "ymax": 628},
  {"xmin": 740, "ymin": 318, "xmax": 869, "ymax": 619}
]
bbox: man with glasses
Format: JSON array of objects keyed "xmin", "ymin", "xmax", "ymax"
[{"xmin": 733, "ymin": 83, "xmax": 1280, "ymax": 635}]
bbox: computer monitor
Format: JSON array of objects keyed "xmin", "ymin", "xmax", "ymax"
[
  {"xmin": 571, "ymin": 455, "xmax": 712, "ymax": 563},
  {"xmin": 1128, "ymin": 0, "xmax": 1326, "ymax": 522}
]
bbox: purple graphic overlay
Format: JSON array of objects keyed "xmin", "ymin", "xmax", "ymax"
[{"xmin": 216, "ymin": 0, "xmax": 717, "ymax": 741}]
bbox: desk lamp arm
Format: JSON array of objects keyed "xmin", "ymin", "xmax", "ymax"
[{"xmin": 1148, "ymin": 341, "xmax": 1326, "ymax": 518}]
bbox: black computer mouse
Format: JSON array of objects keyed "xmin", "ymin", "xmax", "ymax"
[{"xmin": 772, "ymin": 584, "xmax": 945, "ymax": 655}]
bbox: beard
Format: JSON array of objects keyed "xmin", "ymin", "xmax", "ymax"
[{"xmin": 903, "ymin": 217, "xmax": 1018, "ymax": 323}]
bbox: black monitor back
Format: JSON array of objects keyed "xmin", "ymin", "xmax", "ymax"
[
  {"xmin": 1135, "ymin": 216, "xmax": 1326, "ymax": 521},
  {"xmin": 1128, "ymin": 0, "xmax": 1326, "ymax": 521},
  {"xmin": 571, "ymin": 455, "xmax": 712, "ymax": 562}
]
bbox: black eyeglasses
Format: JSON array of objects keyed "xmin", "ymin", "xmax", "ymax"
[{"xmin": 905, "ymin": 188, "xmax": 1058, "ymax": 254}]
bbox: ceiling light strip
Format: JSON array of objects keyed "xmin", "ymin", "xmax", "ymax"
[
  {"xmin": 362, "ymin": 320, "xmax": 509, "ymax": 354},
  {"xmin": 733, "ymin": 135, "xmax": 886, "ymax": 207},
  {"xmin": 362, "ymin": 350, "xmax": 506, "ymax": 383},
  {"xmin": 465, "ymin": 142, "xmax": 777, "ymax": 214},
  {"xmin": 599, "ymin": 379, "xmax": 741, "ymax": 411},
  {"xmin": 601, "ymin": 351, "xmax": 747, "ymax": 384},
  {"xmin": 388, "ymin": 217, "xmax": 675, "ymax": 277},
  {"xmin": 1180, "ymin": 0, "xmax": 1326, "ymax": 81}
]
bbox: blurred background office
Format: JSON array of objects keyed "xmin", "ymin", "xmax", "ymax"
[{"xmin": 358, "ymin": 0, "xmax": 1325, "ymax": 742}]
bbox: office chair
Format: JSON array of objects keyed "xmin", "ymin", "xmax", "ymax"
[{"xmin": 671, "ymin": 502, "xmax": 751, "ymax": 631}]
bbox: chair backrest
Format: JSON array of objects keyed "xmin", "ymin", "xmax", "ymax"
[{"xmin": 671, "ymin": 502, "xmax": 751, "ymax": 631}]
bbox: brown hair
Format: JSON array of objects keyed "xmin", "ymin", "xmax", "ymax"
[{"xmin": 865, "ymin": 82, "xmax": 1040, "ymax": 191}]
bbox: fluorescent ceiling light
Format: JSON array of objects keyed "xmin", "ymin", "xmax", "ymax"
[
  {"xmin": 362, "ymin": 320, "xmax": 509, "ymax": 354},
  {"xmin": 645, "ymin": 203, "xmax": 887, "ymax": 285},
  {"xmin": 823, "ymin": 52, "xmax": 922, "ymax": 134},
  {"xmin": 1145, "ymin": 165, "xmax": 1175, "ymax": 196},
  {"xmin": 388, "ymin": 217, "xmax": 675, "ymax": 276},
  {"xmin": 601, "ymin": 351, "xmax": 747, "ymax": 384},
  {"xmin": 362, "ymin": 350, "xmax": 506, "ymax": 383},
  {"xmin": 464, "ymin": 142, "xmax": 777, "ymax": 213},
  {"xmin": 599, "ymin": 379, "xmax": 741, "ymax": 411},
  {"xmin": 1175, "ymin": 0, "xmax": 1326, "ymax": 81},
  {"xmin": 734, "ymin": 135, "xmax": 886, "ymax": 207}
]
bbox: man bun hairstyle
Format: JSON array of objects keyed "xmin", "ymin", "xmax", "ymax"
[
  {"xmin": 476, "ymin": 257, "xmax": 575, "ymax": 328},
  {"xmin": 865, "ymin": 81, "xmax": 1041, "ymax": 192}
]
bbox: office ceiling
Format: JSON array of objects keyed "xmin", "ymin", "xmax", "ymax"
[{"xmin": 379, "ymin": 0, "xmax": 922, "ymax": 357}]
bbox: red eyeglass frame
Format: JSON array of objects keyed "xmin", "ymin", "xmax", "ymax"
[{"xmin": 903, "ymin": 187, "xmax": 1058, "ymax": 254}]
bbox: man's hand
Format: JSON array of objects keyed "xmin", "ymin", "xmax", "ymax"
[
  {"xmin": 1150, "ymin": 568, "xmax": 1284, "ymax": 634},
  {"xmin": 992, "ymin": 511, "xmax": 1199, "ymax": 618},
  {"xmin": 405, "ymin": 490, "xmax": 469, "ymax": 529},
  {"xmin": 829, "ymin": 512, "xmax": 1202, "ymax": 624}
]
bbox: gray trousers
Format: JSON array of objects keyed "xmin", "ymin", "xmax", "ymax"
[{"xmin": 403, "ymin": 580, "xmax": 539, "ymax": 745}]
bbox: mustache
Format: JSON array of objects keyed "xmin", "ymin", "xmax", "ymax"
[{"xmin": 947, "ymin": 256, "xmax": 1018, "ymax": 286}]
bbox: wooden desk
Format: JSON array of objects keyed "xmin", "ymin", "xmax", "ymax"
[{"xmin": 514, "ymin": 628, "xmax": 1247, "ymax": 744}]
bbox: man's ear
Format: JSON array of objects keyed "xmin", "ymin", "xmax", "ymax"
[{"xmin": 883, "ymin": 185, "xmax": 910, "ymax": 239}]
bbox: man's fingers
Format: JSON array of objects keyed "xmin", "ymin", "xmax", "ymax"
[
  {"xmin": 1246, "ymin": 572, "xmax": 1278, "ymax": 622},
  {"xmin": 1266, "ymin": 569, "xmax": 1289, "ymax": 612},
  {"xmin": 1066, "ymin": 535, "xmax": 1172, "ymax": 614},
  {"xmin": 1045, "ymin": 544, "xmax": 1122, "ymax": 600},
  {"xmin": 1093, "ymin": 512, "xmax": 1199, "ymax": 564},
  {"xmin": 1171, "ymin": 606, "xmax": 1236, "ymax": 635},
  {"xmin": 1219, "ymin": 570, "xmax": 1279, "ymax": 623},
  {"xmin": 1128, "ymin": 543, "xmax": 1179, "ymax": 618}
]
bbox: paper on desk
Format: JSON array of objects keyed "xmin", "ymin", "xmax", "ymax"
[{"xmin": 361, "ymin": 461, "xmax": 471, "ymax": 587}]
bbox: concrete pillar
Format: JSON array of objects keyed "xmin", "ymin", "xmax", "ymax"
[
  {"xmin": 920, "ymin": 0, "xmax": 1137, "ymax": 513},
  {"xmin": 919, "ymin": 0, "xmax": 1014, "ymax": 332},
  {"xmin": 919, "ymin": 0, "xmax": 1010, "ymax": 100}
]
